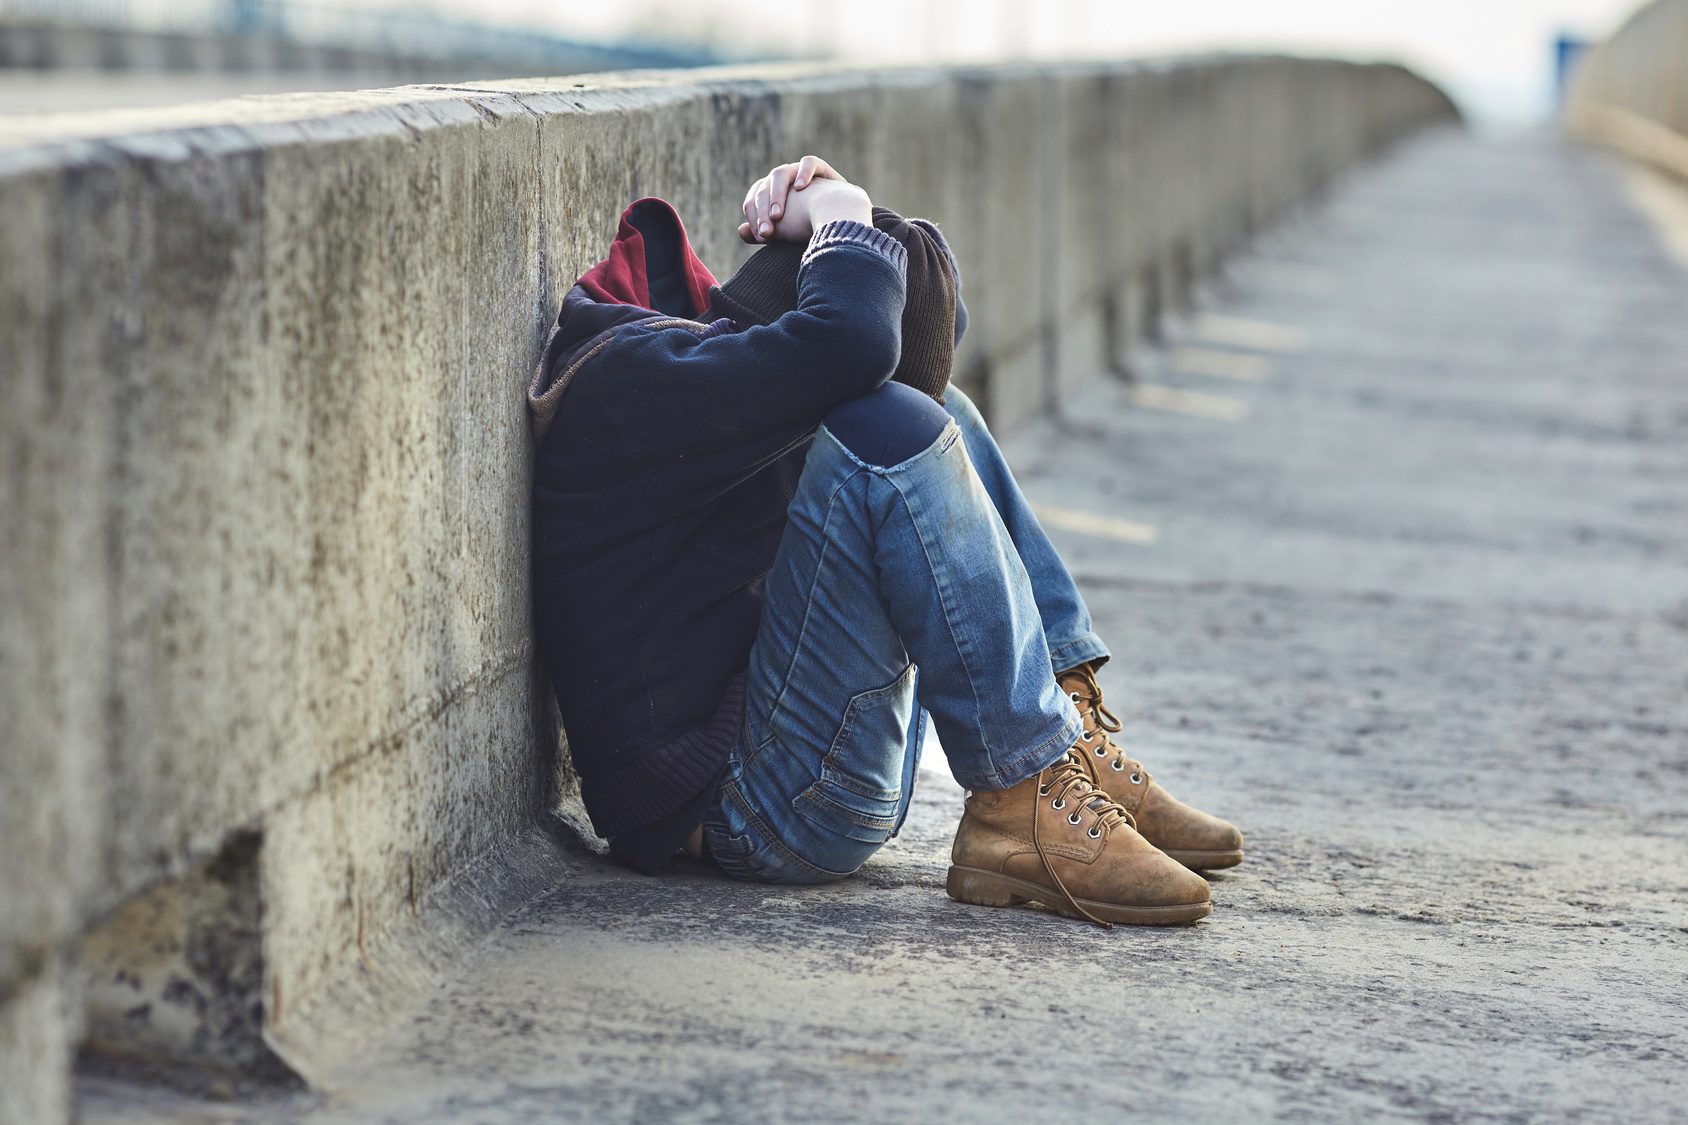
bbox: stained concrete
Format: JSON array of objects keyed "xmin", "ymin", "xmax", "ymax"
[
  {"xmin": 77, "ymin": 128, "xmax": 1688, "ymax": 1123},
  {"xmin": 79, "ymin": 831, "xmax": 291, "ymax": 1080}
]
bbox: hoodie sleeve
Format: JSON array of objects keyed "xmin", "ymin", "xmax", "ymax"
[{"xmin": 551, "ymin": 220, "xmax": 909, "ymax": 501}]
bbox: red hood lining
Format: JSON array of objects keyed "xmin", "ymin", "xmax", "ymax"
[{"xmin": 576, "ymin": 197, "xmax": 717, "ymax": 318}]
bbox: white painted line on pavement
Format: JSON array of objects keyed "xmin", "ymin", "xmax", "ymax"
[
  {"xmin": 1130, "ymin": 383, "xmax": 1250, "ymax": 421},
  {"xmin": 1171, "ymin": 346, "xmax": 1267, "ymax": 381},
  {"xmin": 1192, "ymin": 313, "xmax": 1309, "ymax": 352},
  {"xmin": 1030, "ymin": 503, "xmax": 1158, "ymax": 544}
]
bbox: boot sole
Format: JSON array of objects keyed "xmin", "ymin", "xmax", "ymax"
[
  {"xmin": 946, "ymin": 865, "xmax": 1212, "ymax": 926},
  {"xmin": 1162, "ymin": 848, "xmax": 1245, "ymax": 871}
]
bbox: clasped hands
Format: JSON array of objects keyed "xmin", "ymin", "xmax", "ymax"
[{"xmin": 738, "ymin": 155, "xmax": 872, "ymax": 245}]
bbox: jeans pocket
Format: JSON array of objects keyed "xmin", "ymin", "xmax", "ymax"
[{"xmin": 791, "ymin": 664, "xmax": 918, "ymax": 846}]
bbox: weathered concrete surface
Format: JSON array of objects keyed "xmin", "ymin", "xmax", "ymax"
[
  {"xmin": 1566, "ymin": 0, "xmax": 1688, "ymax": 180},
  {"xmin": 77, "ymin": 125, "xmax": 1688, "ymax": 1123},
  {"xmin": 78, "ymin": 831, "xmax": 292, "ymax": 1080},
  {"xmin": 0, "ymin": 57, "xmax": 1455, "ymax": 1118}
]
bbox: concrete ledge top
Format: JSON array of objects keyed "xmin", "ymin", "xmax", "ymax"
[{"xmin": 0, "ymin": 54, "xmax": 1391, "ymax": 171}]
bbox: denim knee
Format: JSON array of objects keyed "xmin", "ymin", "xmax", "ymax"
[{"xmin": 822, "ymin": 381, "xmax": 951, "ymax": 468}]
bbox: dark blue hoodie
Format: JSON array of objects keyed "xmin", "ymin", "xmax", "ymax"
[{"xmin": 529, "ymin": 203, "xmax": 910, "ymax": 870}]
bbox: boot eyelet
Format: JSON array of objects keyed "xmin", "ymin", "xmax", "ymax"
[
  {"xmin": 1069, "ymin": 691, "xmax": 1081, "ymax": 703},
  {"xmin": 1110, "ymin": 759, "xmax": 1124, "ymax": 771},
  {"xmin": 1051, "ymin": 798, "xmax": 1065, "ymax": 810},
  {"xmin": 1094, "ymin": 746, "xmax": 1107, "ymax": 756},
  {"xmin": 1088, "ymin": 826, "xmax": 1102, "ymax": 838},
  {"xmin": 1067, "ymin": 812, "xmax": 1082, "ymax": 825},
  {"xmin": 1080, "ymin": 731, "xmax": 1093, "ymax": 742},
  {"xmin": 1130, "ymin": 773, "xmax": 1143, "ymax": 784},
  {"xmin": 1038, "ymin": 784, "xmax": 1049, "ymax": 796}
]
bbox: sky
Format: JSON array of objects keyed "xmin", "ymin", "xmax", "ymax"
[{"xmin": 343, "ymin": 0, "xmax": 1645, "ymax": 126}]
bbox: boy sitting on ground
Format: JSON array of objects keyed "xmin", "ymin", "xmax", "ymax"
[{"xmin": 528, "ymin": 156, "xmax": 1242, "ymax": 926}]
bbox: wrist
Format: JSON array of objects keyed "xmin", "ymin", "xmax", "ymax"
[{"xmin": 805, "ymin": 185, "xmax": 872, "ymax": 232}]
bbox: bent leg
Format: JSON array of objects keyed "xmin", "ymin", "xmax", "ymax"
[
  {"xmin": 942, "ymin": 384, "xmax": 1108, "ymax": 674},
  {"xmin": 703, "ymin": 383, "xmax": 1080, "ymax": 883}
]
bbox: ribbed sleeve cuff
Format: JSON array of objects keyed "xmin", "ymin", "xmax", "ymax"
[{"xmin": 803, "ymin": 219, "xmax": 908, "ymax": 274}]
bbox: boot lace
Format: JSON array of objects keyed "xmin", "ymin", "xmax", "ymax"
[
  {"xmin": 1065, "ymin": 668, "xmax": 1146, "ymax": 783},
  {"xmin": 1031, "ymin": 749, "xmax": 1135, "ymax": 930},
  {"xmin": 1067, "ymin": 668, "xmax": 1124, "ymax": 736}
]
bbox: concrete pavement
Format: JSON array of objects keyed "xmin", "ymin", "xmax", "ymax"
[{"xmin": 81, "ymin": 127, "xmax": 1688, "ymax": 1124}]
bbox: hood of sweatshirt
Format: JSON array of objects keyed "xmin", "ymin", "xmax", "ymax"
[
  {"xmin": 529, "ymin": 198, "xmax": 722, "ymax": 443},
  {"xmin": 578, "ymin": 197, "xmax": 717, "ymax": 317}
]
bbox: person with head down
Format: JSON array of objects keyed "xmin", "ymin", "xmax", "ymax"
[{"xmin": 528, "ymin": 156, "xmax": 1243, "ymax": 927}]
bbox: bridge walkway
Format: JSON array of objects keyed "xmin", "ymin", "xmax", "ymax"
[{"xmin": 84, "ymin": 127, "xmax": 1688, "ymax": 1124}]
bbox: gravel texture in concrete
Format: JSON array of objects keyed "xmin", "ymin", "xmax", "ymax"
[{"xmin": 81, "ymin": 128, "xmax": 1688, "ymax": 1124}]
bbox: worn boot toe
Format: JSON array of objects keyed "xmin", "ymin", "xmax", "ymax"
[
  {"xmin": 1056, "ymin": 661, "xmax": 1245, "ymax": 871},
  {"xmin": 1133, "ymin": 781, "xmax": 1245, "ymax": 871}
]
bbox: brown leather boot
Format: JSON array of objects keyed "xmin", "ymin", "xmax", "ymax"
[
  {"xmin": 948, "ymin": 748, "xmax": 1211, "ymax": 927},
  {"xmin": 1057, "ymin": 661, "xmax": 1245, "ymax": 871}
]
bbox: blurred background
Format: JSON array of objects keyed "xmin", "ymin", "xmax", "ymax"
[{"xmin": 0, "ymin": 0, "xmax": 1644, "ymax": 126}]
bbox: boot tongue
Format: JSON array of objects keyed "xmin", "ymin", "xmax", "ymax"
[
  {"xmin": 1053, "ymin": 748, "xmax": 1091, "ymax": 778},
  {"xmin": 1050, "ymin": 750, "xmax": 1136, "ymax": 828},
  {"xmin": 1057, "ymin": 664, "xmax": 1094, "ymax": 690}
]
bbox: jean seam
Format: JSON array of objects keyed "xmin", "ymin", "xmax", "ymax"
[
  {"xmin": 795, "ymin": 788, "xmax": 899, "ymax": 830},
  {"xmin": 727, "ymin": 779, "xmax": 850, "ymax": 881},
  {"xmin": 819, "ymin": 664, "xmax": 914, "ymax": 801},
  {"xmin": 886, "ymin": 451, "xmax": 1026, "ymax": 787},
  {"xmin": 757, "ymin": 465, "xmax": 865, "ymax": 759},
  {"xmin": 889, "ymin": 708, "xmax": 925, "ymax": 838}
]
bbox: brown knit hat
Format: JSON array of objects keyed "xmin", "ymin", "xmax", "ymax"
[
  {"xmin": 707, "ymin": 207, "xmax": 957, "ymax": 402},
  {"xmin": 706, "ymin": 241, "xmax": 804, "ymax": 331}
]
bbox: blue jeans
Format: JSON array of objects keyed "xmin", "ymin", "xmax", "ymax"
[{"xmin": 700, "ymin": 385, "xmax": 1110, "ymax": 883}]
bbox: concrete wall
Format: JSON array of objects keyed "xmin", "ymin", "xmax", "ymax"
[
  {"xmin": 1566, "ymin": 0, "xmax": 1688, "ymax": 179},
  {"xmin": 0, "ymin": 58, "xmax": 1456, "ymax": 1120}
]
